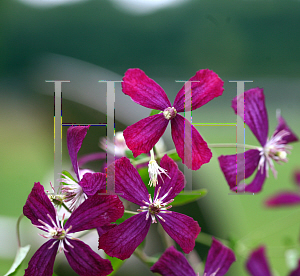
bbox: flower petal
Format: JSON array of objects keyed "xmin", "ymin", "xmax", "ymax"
[
  {"xmin": 204, "ymin": 237, "xmax": 236, "ymax": 276},
  {"xmin": 289, "ymin": 260, "xmax": 300, "ymax": 276},
  {"xmin": 233, "ymin": 165, "xmax": 267, "ymax": 193},
  {"xmin": 67, "ymin": 126, "xmax": 90, "ymax": 181},
  {"xmin": 273, "ymin": 114, "xmax": 298, "ymax": 144},
  {"xmin": 99, "ymin": 212, "xmax": 151, "ymax": 260},
  {"xmin": 23, "ymin": 182, "xmax": 57, "ymax": 229},
  {"xmin": 122, "ymin": 68, "xmax": 171, "ymax": 110},
  {"xmin": 65, "ymin": 192, "xmax": 124, "ymax": 233},
  {"xmin": 218, "ymin": 149, "xmax": 261, "ymax": 190},
  {"xmin": 123, "ymin": 113, "xmax": 169, "ymax": 158},
  {"xmin": 158, "ymin": 212, "xmax": 201, "ymax": 254},
  {"xmin": 150, "ymin": 246, "xmax": 196, "ymax": 276},
  {"xmin": 79, "ymin": 172, "xmax": 106, "ymax": 196},
  {"xmin": 96, "ymin": 224, "xmax": 117, "ymax": 237},
  {"xmin": 295, "ymin": 170, "xmax": 300, "ymax": 187},
  {"xmin": 24, "ymin": 240, "xmax": 59, "ymax": 276},
  {"xmin": 173, "ymin": 69, "xmax": 224, "ymax": 112},
  {"xmin": 64, "ymin": 239, "xmax": 113, "ymax": 276},
  {"xmin": 246, "ymin": 246, "xmax": 272, "ymax": 276},
  {"xmin": 171, "ymin": 114, "xmax": 212, "ymax": 170},
  {"xmin": 265, "ymin": 192, "xmax": 300, "ymax": 207},
  {"xmin": 110, "ymin": 157, "xmax": 149, "ymax": 206},
  {"xmin": 154, "ymin": 154, "xmax": 185, "ymax": 203},
  {"xmin": 232, "ymin": 88, "xmax": 268, "ymax": 146}
]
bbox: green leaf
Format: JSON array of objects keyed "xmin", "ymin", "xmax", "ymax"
[
  {"xmin": 149, "ymin": 109, "xmax": 162, "ymax": 116},
  {"xmin": 4, "ymin": 245, "xmax": 31, "ymax": 276},
  {"xmin": 116, "ymin": 211, "xmax": 136, "ymax": 224},
  {"xmin": 172, "ymin": 189, "xmax": 207, "ymax": 207},
  {"xmin": 61, "ymin": 170, "xmax": 77, "ymax": 183},
  {"xmin": 105, "ymin": 254, "xmax": 124, "ymax": 275},
  {"xmin": 167, "ymin": 152, "xmax": 182, "ymax": 162}
]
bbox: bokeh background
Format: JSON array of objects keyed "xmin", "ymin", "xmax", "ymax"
[{"xmin": 1, "ymin": 0, "xmax": 300, "ymax": 275}]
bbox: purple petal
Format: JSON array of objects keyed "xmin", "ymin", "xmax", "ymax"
[
  {"xmin": 173, "ymin": 69, "xmax": 224, "ymax": 112},
  {"xmin": 99, "ymin": 212, "xmax": 151, "ymax": 260},
  {"xmin": 23, "ymin": 182, "xmax": 57, "ymax": 229},
  {"xmin": 204, "ymin": 237, "xmax": 236, "ymax": 276},
  {"xmin": 150, "ymin": 246, "xmax": 196, "ymax": 276},
  {"xmin": 154, "ymin": 154, "xmax": 185, "ymax": 203},
  {"xmin": 289, "ymin": 260, "xmax": 300, "ymax": 276},
  {"xmin": 273, "ymin": 114, "xmax": 298, "ymax": 144},
  {"xmin": 218, "ymin": 149, "xmax": 261, "ymax": 190},
  {"xmin": 64, "ymin": 238, "xmax": 113, "ymax": 276},
  {"xmin": 67, "ymin": 126, "xmax": 90, "ymax": 181},
  {"xmin": 79, "ymin": 172, "xmax": 106, "ymax": 196},
  {"xmin": 25, "ymin": 240, "xmax": 59, "ymax": 276},
  {"xmin": 65, "ymin": 192, "xmax": 124, "ymax": 233},
  {"xmin": 110, "ymin": 157, "xmax": 149, "ymax": 206},
  {"xmin": 232, "ymin": 88, "xmax": 268, "ymax": 146},
  {"xmin": 233, "ymin": 165, "xmax": 267, "ymax": 193},
  {"xmin": 265, "ymin": 192, "xmax": 300, "ymax": 207},
  {"xmin": 295, "ymin": 170, "xmax": 300, "ymax": 187},
  {"xmin": 171, "ymin": 114, "xmax": 212, "ymax": 170},
  {"xmin": 122, "ymin": 68, "xmax": 171, "ymax": 110},
  {"xmin": 96, "ymin": 224, "xmax": 117, "ymax": 237},
  {"xmin": 78, "ymin": 152, "xmax": 107, "ymax": 167},
  {"xmin": 246, "ymin": 246, "xmax": 272, "ymax": 276},
  {"xmin": 124, "ymin": 113, "xmax": 169, "ymax": 158},
  {"xmin": 159, "ymin": 212, "xmax": 201, "ymax": 254}
]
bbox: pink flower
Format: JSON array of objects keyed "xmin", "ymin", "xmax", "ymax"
[{"xmin": 122, "ymin": 68, "xmax": 224, "ymax": 170}]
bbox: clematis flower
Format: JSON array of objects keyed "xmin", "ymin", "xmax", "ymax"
[
  {"xmin": 246, "ymin": 246, "xmax": 300, "ymax": 276},
  {"xmin": 150, "ymin": 237, "xmax": 236, "ymax": 276},
  {"xmin": 265, "ymin": 170, "xmax": 300, "ymax": 207},
  {"xmin": 122, "ymin": 68, "xmax": 224, "ymax": 170},
  {"xmin": 218, "ymin": 88, "xmax": 298, "ymax": 193},
  {"xmin": 59, "ymin": 126, "xmax": 107, "ymax": 210},
  {"xmin": 98, "ymin": 155, "xmax": 201, "ymax": 260},
  {"xmin": 23, "ymin": 182, "xmax": 124, "ymax": 276}
]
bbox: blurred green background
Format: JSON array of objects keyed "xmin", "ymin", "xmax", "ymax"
[{"xmin": 1, "ymin": 0, "xmax": 300, "ymax": 275}]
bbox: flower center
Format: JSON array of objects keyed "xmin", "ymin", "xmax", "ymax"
[{"xmin": 163, "ymin": 107, "xmax": 177, "ymax": 120}]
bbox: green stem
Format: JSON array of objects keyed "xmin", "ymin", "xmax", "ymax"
[
  {"xmin": 196, "ymin": 232, "xmax": 229, "ymax": 247},
  {"xmin": 62, "ymin": 202, "xmax": 72, "ymax": 213},
  {"xmin": 133, "ymin": 248, "xmax": 158, "ymax": 267},
  {"xmin": 124, "ymin": 210, "xmax": 138, "ymax": 215},
  {"xmin": 16, "ymin": 214, "xmax": 24, "ymax": 248}
]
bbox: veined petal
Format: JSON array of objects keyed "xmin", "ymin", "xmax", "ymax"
[
  {"xmin": 171, "ymin": 114, "xmax": 212, "ymax": 170},
  {"xmin": 99, "ymin": 212, "xmax": 151, "ymax": 260},
  {"xmin": 154, "ymin": 154, "xmax": 185, "ymax": 203},
  {"xmin": 232, "ymin": 88, "xmax": 268, "ymax": 146},
  {"xmin": 79, "ymin": 172, "xmax": 106, "ymax": 196},
  {"xmin": 25, "ymin": 240, "xmax": 59, "ymax": 276},
  {"xmin": 23, "ymin": 182, "xmax": 57, "ymax": 229},
  {"xmin": 265, "ymin": 192, "xmax": 300, "ymax": 207},
  {"xmin": 122, "ymin": 68, "xmax": 171, "ymax": 110},
  {"xmin": 158, "ymin": 212, "xmax": 201, "ymax": 254},
  {"xmin": 111, "ymin": 157, "xmax": 149, "ymax": 206},
  {"xmin": 124, "ymin": 114, "xmax": 169, "ymax": 158},
  {"xmin": 246, "ymin": 246, "xmax": 272, "ymax": 276},
  {"xmin": 273, "ymin": 114, "xmax": 298, "ymax": 144},
  {"xmin": 96, "ymin": 224, "xmax": 117, "ymax": 237},
  {"xmin": 289, "ymin": 260, "xmax": 300, "ymax": 276},
  {"xmin": 150, "ymin": 246, "xmax": 196, "ymax": 276},
  {"xmin": 233, "ymin": 164, "xmax": 267, "ymax": 193},
  {"xmin": 65, "ymin": 192, "xmax": 124, "ymax": 233},
  {"xmin": 204, "ymin": 237, "xmax": 236, "ymax": 276},
  {"xmin": 64, "ymin": 239, "xmax": 113, "ymax": 276},
  {"xmin": 173, "ymin": 69, "xmax": 224, "ymax": 112},
  {"xmin": 67, "ymin": 126, "xmax": 90, "ymax": 181},
  {"xmin": 218, "ymin": 149, "xmax": 261, "ymax": 190}
]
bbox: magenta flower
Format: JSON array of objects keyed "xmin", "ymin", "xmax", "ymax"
[
  {"xmin": 122, "ymin": 68, "xmax": 224, "ymax": 170},
  {"xmin": 98, "ymin": 155, "xmax": 201, "ymax": 260},
  {"xmin": 218, "ymin": 88, "xmax": 298, "ymax": 193},
  {"xmin": 265, "ymin": 170, "xmax": 300, "ymax": 207},
  {"xmin": 23, "ymin": 182, "xmax": 124, "ymax": 276},
  {"xmin": 60, "ymin": 126, "xmax": 107, "ymax": 210},
  {"xmin": 150, "ymin": 237, "xmax": 236, "ymax": 276},
  {"xmin": 246, "ymin": 246, "xmax": 300, "ymax": 276}
]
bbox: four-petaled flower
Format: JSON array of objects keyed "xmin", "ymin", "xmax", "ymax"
[
  {"xmin": 218, "ymin": 88, "xmax": 298, "ymax": 193},
  {"xmin": 23, "ymin": 182, "xmax": 124, "ymax": 276},
  {"xmin": 122, "ymin": 68, "xmax": 224, "ymax": 170},
  {"xmin": 60, "ymin": 126, "xmax": 107, "ymax": 210},
  {"xmin": 150, "ymin": 237, "xmax": 236, "ymax": 276},
  {"xmin": 246, "ymin": 246, "xmax": 300, "ymax": 276},
  {"xmin": 98, "ymin": 155, "xmax": 201, "ymax": 260}
]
